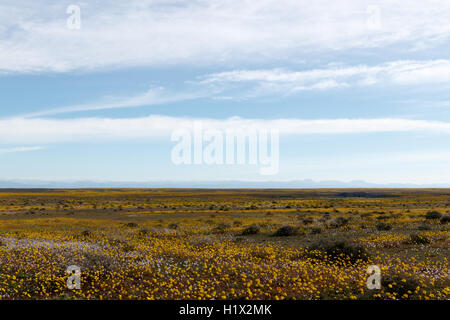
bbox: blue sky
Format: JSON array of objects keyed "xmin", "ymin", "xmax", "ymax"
[{"xmin": 2, "ymin": 0, "xmax": 450, "ymax": 185}]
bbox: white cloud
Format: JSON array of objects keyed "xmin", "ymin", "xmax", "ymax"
[
  {"xmin": 23, "ymin": 87, "xmax": 203, "ymax": 117},
  {"xmin": 25, "ymin": 59, "xmax": 450, "ymax": 118},
  {"xmin": 1, "ymin": 1, "xmax": 450, "ymax": 73},
  {"xmin": 0, "ymin": 146, "xmax": 44, "ymax": 154},
  {"xmin": 1, "ymin": 116, "xmax": 450, "ymax": 144},
  {"xmin": 201, "ymin": 60, "xmax": 450, "ymax": 95}
]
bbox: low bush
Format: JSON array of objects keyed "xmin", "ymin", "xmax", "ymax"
[
  {"xmin": 213, "ymin": 222, "xmax": 231, "ymax": 233},
  {"xmin": 440, "ymin": 215, "xmax": 450, "ymax": 224},
  {"xmin": 241, "ymin": 225, "xmax": 260, "ymax": 235},
  {"xmin": 124, "ymin": 222, "xmax": 138, "ymax": 228},
  {"xmin": 81, "ymin": 230, "xmax": 91, "ymax": 237},
  {"xmin": 309, "ymin": 241, "xmax": 368, "ymax": 264},
  {"xmin": 425, "ymin": 211, "xmax": 442, "ymax": 220},
  {"xmin": 376, "ymin": 222, "xmax": 392, "ymax": 231},
  {"xmin": 273, "ymin": 225, "xmax": 298, "ymax": 237},
  {"xmin": 168, "ymin": 223, "xmax": 178, "ymax": 230},
  {"xmin": 329, "ymin": 217, "xmax": 349, "ymax": 228},
  {"xmin": 382, "ymin": 273, "xmax": 419, "ymax": 299},
  {"xmin": 407, "ymin": 233, "xmax": 431, "ymax": 245}
]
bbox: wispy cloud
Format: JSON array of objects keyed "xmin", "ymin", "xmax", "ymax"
[
  {"xmin": 201, "ymin": 60, "xmax": 450, "ymax": 96},
  {"xmin": 22, "ymin": 59, "xmax": 450, "ymax": 118},
  {"xmin": 23, "ymin": 87, "xmax": 203, "ymax": 117},
  {"xmin": 1, "ymin": 1, "xmax": 450, "ymax": 74},
  {"xmin": 1, "ymin": 116, "xmax": 450, "ymax": 144},
  {"xmin": 0, "ymin": 146, "xmax": 45, "ymax": 154}
]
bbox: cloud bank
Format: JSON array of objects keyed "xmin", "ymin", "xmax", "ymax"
[
  {"xmin": 19, "ymin": 59, "xmax": 450, "ymax": 118},
  {"xmin": 1, "ymin": 0, "xmax": 450, "ymax": 73},
  {"xmin": 202, "ymin": 60, "xmax": 450, "ymax": 95},
  {"xmin": 1, "ymin": 116, "xmax": 450, "ymax": 144}
]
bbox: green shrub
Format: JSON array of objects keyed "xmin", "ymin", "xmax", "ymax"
[
  {"xmin": 213, "ymin": 222, "xmax": 231, "ymax": 233},
  {"xmin": 274, "ymin": 225, "xmax": 298, "ymax": 237},
  {"xmin": 168, "ymin": 223, "xmax": 178, "ymax": 230},
  {"xmin": 407, "ymin": 233, "xmax": 431, "ymax": 245},
  {"xmin": 425, "ymin": 211, "xmax": 442, "ymax": 220},
  {"xmin": 440, "ymin": 215, "xmax": 450, "ymax": 224},
  {"xmin": 124, "ymin": 222, "xmax": 138, "ymax": 228},
  {"xmin": 329, "ymin": 217, "xmax": 349, "ymax": 228},
  {"xmin": 310, "ymin": 241, "xmax": 368, "ymax": 264},
  {"xmin": 382, "ymin": 273, "xmax": 419, "ymax": 298},
  {"xmin": 81, "ymin": 230, "xmax": 91, "ymax": 237},
  {"xmin": 376, "ymin": 222, "xmax": 392, "ymax": 231},
  {"xmin": 242, "ymin": 225, "xmax": 260, "ymax": 235}
]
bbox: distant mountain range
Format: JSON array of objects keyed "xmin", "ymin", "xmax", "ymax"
[{"xmin": 0, "ymin": 179, "xmax": 449, "ymax": 188}]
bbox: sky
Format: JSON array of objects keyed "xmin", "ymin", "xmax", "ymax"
[{"xmin": 2, "ymin": 0, "xmax": 450, "ymax": 186}]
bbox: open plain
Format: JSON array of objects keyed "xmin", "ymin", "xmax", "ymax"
[{"xmin": 0, "ymin": 188, "xmax": 448, "ymax": 300}]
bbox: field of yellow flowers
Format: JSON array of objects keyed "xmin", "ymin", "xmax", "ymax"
[{"xmin": 0, "ymin": 189, "xmax": 448, "ymax": 300}]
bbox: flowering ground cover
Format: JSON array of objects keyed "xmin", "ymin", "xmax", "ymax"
[{"xmin": 0, "ymin": 189, "xmax": 448, "ymax": 300}]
